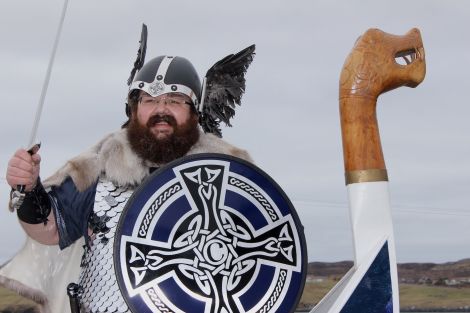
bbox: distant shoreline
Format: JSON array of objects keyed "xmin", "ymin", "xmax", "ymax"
[
  {"xmin": 297, "ymin": 308, "xmax": 470, "ymax": 312},
  {"xmin": 296, "ymin": 305, "xmax": 470, "ymax": 312},
  {"xmin": 296, "ymin": 309, "xmax": 470, "ymax": 313}
]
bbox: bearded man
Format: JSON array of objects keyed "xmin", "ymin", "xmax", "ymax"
[{"xmin": 1, "ymin": 44, "xmax": 255, "ymax": 313}]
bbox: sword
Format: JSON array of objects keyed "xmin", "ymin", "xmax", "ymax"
[
  {"xmin": 16, "ymin": 0, "xmax": 69, "ymax": 194},
  {"xmin": 311, "ymin": 28, "xmax": 426, "ymax": 313}
]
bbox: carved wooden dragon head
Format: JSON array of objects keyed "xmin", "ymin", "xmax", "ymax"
[{"xmin": 340, "ymin": 28, "xmax": 426, "ymax": 100}]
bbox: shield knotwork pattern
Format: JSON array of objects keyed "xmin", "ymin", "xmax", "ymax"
[{"xmin": 115, "ymin": 154, "xmax": 307, "ymax": 313}]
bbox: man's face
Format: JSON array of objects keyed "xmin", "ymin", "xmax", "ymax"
[
  {"xmin": 136, "ymin": 92, "xmax": 193, "ymax": 140},
  {"xmin": 127, "ymin": 91, "xmax": 200, "ymax": 164}
]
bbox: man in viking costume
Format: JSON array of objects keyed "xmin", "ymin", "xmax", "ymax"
[{"xmin": 1, "ymin": 25, "xmax": 256, "ymax": 312}]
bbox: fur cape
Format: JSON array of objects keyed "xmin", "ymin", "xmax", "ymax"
[{"xmin": 0, "ymin": 128, "xmax": 252, "ymax": 313}]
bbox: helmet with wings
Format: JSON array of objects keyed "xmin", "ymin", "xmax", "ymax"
[{"xmin": 124, "ymin": 24, "xmax": 255, "ymax": 137}]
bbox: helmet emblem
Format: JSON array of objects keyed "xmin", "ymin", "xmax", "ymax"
[{"xmin": 149, "ymin": 81, "xmax": 165, "ymax": 95}]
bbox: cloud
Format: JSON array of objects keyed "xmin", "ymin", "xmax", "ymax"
[{"xmin": 0, "ymin": 0, "xmax": 469, "ymax": 263}]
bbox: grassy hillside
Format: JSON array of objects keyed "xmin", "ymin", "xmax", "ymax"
[
  {"xmin": 2, "ymin": 282, "xmax": 470, "ymax": 312},
  {"xmin": 2, "ymin": 258, "xmax": 470, "ymax": 312},
  {"xmin": 302, "ymin": 258, "xmax": 470, "ymax": 311},
  {"xmin": 298, "ymin": 278, "xmax": 470, "ymax": 311},
  {"xmin": 400, "ymin": 283, "xmax": 470, "ymax": 311}
]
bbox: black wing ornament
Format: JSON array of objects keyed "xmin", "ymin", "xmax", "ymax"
[
  {"xmin": 127, "ymin": 23, "xmax": 148, "ymax": 86},
  {"xmin": 199, "ymin": 44, "xmax": 256, "ymax": 137},
  {"xmin": 123, "ymin": 24, "xmax": 148, "ymax": 127}
]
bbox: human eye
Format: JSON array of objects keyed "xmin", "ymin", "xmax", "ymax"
[
  {"xmin": 141, "ymin": 97, "xmax": 154, "ymax": 105},
  {"xmin": 167, "ymin": 98, "xmax": 184, "ymax": 106}
]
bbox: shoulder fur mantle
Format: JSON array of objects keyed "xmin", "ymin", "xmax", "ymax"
[{"xmin": 43, "ymin": 129, "xmax": 252, "ymax": 191}]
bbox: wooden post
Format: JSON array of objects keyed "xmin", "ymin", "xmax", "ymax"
[
  {"xmin": 312, "ymin": 28, "xmax": 426, "ymax": 313},
  {"xmin": 339, "ymin": 28, "xmax": 425, "ymax": 184}
]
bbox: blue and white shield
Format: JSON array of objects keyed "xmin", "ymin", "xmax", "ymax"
[{"xmin": 115, "ymin": 154, "xmax": 307, "ymax": 313}]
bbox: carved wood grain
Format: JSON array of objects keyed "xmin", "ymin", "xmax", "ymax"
[{"xmin": 339, "ymin": 28, "xmax": 426, "ymax": 181}]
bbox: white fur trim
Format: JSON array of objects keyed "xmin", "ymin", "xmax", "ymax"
[{"xmin": 44, "ymin": 129, "xmax": 252, "ymax": 191}]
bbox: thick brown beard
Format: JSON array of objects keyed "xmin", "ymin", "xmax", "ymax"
[{"xmin": 127, "ymin": 113, "xmax": 200, "ymax": 165}]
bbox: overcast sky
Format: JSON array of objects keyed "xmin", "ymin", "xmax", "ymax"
[{"xmin": 0, "ymin": 0, "xmax": 468, "ymax": 264}]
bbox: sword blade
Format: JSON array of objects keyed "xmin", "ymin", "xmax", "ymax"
[
  {"xmin": 16, "ymin": 0, "xmax": 69, "ymax": 193},
  {"xmin": 27, "ymin": 0, "xmax": 69, "ymax": 147}
]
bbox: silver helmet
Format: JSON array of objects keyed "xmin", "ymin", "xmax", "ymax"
[
  {"xmin": 123, "ymin": 24, "xmax": 255, "ymax": 137},
  {"xmin": 128, "ymin": 55, "xmax": 201, "ymax": 107}
]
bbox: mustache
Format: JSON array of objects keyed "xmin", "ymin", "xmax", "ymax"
[{"xmin": 146, "ymin": 114, "xmax": 177, "ymax": 128}]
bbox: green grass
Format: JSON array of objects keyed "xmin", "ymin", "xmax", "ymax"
[
  {"xmin": 299, "ymin": 278, "xmax": 338, "ymax": 307},
  {"xmin": 299, "ymin": 279, "xmax": 470, "ymax": 310},
  {"xmin": 2, "ymin": 281, "xmax": 470, "ymax": 312},
  {"xmin": 400, "ymin": 283, "xmax": 470, "ymax": 309}
]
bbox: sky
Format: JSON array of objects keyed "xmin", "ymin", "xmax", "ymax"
[{"xmin": 0, "ymin": 0, "xmax": 468, "ymax": 264}]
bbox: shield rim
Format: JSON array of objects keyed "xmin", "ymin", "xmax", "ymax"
[{"xmin": 113, "ymin": 153, "xmax": 307, "ymax": 313}]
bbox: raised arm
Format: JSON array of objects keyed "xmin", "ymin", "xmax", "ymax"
[{"xmin": 6, "ymin": 147, "xmax": 59, "ymax": 245}]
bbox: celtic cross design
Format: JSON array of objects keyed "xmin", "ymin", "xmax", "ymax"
[{"xmin": 119, "ymin": 160, "xmax": 303, "ymax": 313}]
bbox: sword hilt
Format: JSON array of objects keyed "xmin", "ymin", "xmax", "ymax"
[
  {"xmin": 67, "ymin": 282, "xmax": 82, "ymax": 313},
  {"xmin": 16, "ymin": 143, "xmax": 41, "ymax": 193}
]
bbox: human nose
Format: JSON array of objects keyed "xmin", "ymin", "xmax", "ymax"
[{"xmin": 151, "ymin": 99, "xmax": 171, "ymax": 113}]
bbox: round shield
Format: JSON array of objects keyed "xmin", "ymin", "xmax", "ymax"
[{"xmin": 114, "ymin": 153, "xmax": 307, "ymax": 313}]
